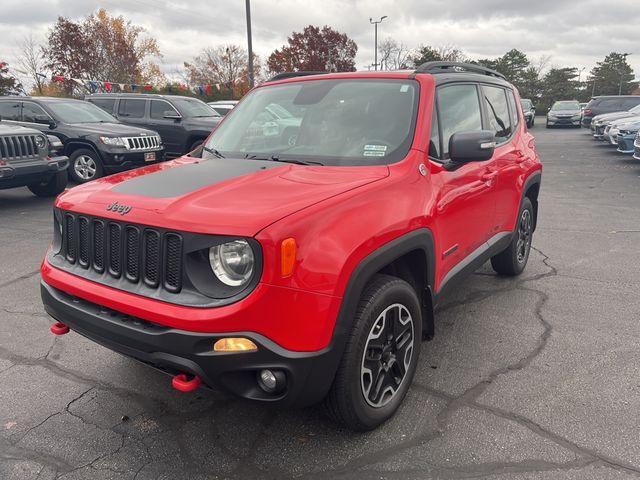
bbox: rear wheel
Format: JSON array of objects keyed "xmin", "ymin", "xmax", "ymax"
[
  {"xmin": 324, "ymin": 274, "xmax": 422, "ymax": 431},
  {"xmin": 69, "ymin": 149, "xmax": 103, "ymax": 183},
  {"xmin": 28, "ymin": 170, "xmax": 68, "ymax": 197},
  {"xmin": 491, "ymin": 197, "xmax": 534, "ymax": 276}
]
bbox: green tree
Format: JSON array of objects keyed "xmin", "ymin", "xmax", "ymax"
[
  {"xmin": 478, "ymin": 49, "xmax": 531, "ymax": 92},
  {"xmin": 588, "ymin": 52, "xmax": 637, "ymax": 96},
  {"xmin": 0, "ymin": 62, "xmax": 21, "ymax": 95},
  {"xmin": 538, "ymin": 67, "xmax": 579, "ymax": 112},
  {"xmin": 411, "ymin": 45, "xmax": 468, "ymax": 66}
]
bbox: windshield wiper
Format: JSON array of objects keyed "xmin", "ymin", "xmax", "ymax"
[
  {"xmin": 244, "ymin": 154, "xmax": 323, "ymax": 166},
  {"xmin": 203, "ymin": 146, "xmax": 225, "ymax": 158}
]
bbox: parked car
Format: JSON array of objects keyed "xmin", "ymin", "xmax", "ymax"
[
  {"xmin": 0, "ymin": 97, "xmax": 165, "ymax": 184},
  {"xmin": 581, "ymin": 95, "xmax": 640, "ymax": 128},
  {"xmin": 614, "ymin": 119, "xmax": 640, "ymax": 153},
  {"xmin": 520, "ymin": 98, "xmax": 535, "ymax": 127},
  {"xmin": 590, "ymin": 104, "xmax": 640, "ymax": 138},
  {"xmin": 634, "ymin": 131, "xmax": 640, "ymax": 160},
  {"xmin": 207, "ymin": 100, "xmax": 238, "ymax": 116},
  {"xmin": 86, "ymin": 94, "xmax": 221, "ymax": 157},
  {"xmin": 0, "ymin": 121, "xmax": 69, "ymax": 196},
  {"xmin": 41, "ymin": 62, "xmax": 542, "ymax": 431},
  {"xmin": 546, "ymin": 100, "xmax": 582, "ymax": 128}
]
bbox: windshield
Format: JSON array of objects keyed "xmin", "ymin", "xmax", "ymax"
[
  {"xmin": 171, "ymin": 97, "xmax": 219, "ymax": 118},
  {"xmin": 629, "ymin": 104, "xmax": 640, "ymax": 114},
  {"xmin": 47, "ymin": 101, "xmax": 117, "ymax": 123},
  {"xmin": 204, "ymin": 79, "xmax": 419, "ymax": 166},
  {"xmin": 552, "ymin": 101, "xmax": 580, "ymax": 111},
  {"xmin": 520, "ymin": 100, "xmax": 532, "ymax": 109}
]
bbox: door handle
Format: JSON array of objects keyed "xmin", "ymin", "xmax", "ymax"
[
  {"xmin": 481, "ymin": 171, "xmax": 497, "ymax": 182},
  {"xmin": 514, "ymin": 150, "xmax": 526, "ymax": 164}
]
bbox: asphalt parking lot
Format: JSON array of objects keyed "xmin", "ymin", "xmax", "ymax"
[{"xmin": 1, "ymin": 124, "xmax": 640, "ymax": 480}]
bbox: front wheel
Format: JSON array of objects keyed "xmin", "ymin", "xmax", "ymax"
[
  {"xmin": 491, "ymin": 197, "xmax": 534, "ymax": 276},
  {"xmin": 324, "ymin": 274, "xmax": 422, "ymax": 431},
  {"xmin": 69, "ymin": 149, "xmax": 104, "ymax": 183}
]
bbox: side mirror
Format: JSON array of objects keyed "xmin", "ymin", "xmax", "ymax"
[
  {"xmin": 163, "ymin": 111, "xmax": 182, "ymax": 120},
  {"xmin": 449, "ymin": 130, "xmax": 496, "ymax": 164}
]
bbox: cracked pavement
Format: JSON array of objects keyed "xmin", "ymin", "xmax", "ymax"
[{"xmin": 1, "ymin": 126, "xmax": 640, "ymax": 479}]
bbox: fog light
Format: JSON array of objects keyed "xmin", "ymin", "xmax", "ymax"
[
  {"xmin": 213, "ymin": 337, "xmax": 257, "ymax": 352},
  {"xmin": 257, "ymin": 369, "xmax": 286, "ymax": 394}
]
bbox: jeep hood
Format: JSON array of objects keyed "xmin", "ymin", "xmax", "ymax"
[
  {"xmin": 56, "ymin": 156, "xmax": 389, "ymax": 236},
  {"xmin": 70, "ymin": 122, "xmax": 158, "ymax": 137}
]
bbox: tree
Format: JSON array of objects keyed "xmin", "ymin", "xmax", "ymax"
[
  {"xmin": 15, "ymin": 35, "xmax": 48, "ymax": 95},
  {"xmin": 588, "ymin": 52, "xmax": 637, "ymax": 96},
  {"xmin": 378, "ymin": 38, "xmax": 412, "ymax": 70},
  {"xmin": 0, "ymin": 62, "xmax": 21, "ymax": 95},
  {"xmin": 266, "ymin": 25, "xmax": 357, "ymax": 74},
  {"xmin": 538, "ymin": 67, "xmax": 580, "ymax": 111},
  {"xmin": 44, "ymin": 9, "xmax": 162, "ymax": 94},
  {"xmin": 184, "ymin": 45, "xmax": 261, "ymax": 98},
  {"xmin": 478, "ymin": 49, "xmax": 530, "ymax": 87},
  {"xmin": 411, "ymin": 44, "xmax": 468, "ymax": 66}
]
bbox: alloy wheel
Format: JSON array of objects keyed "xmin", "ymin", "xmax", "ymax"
[
  {"xmin": 516, "ymin": 209, "xmax": 532, "ymax": 264},
  {"xmin": 74, "ymin": 155, "xmax": 97, "ymax": 180},
  {"xmin": 361, "ymin": 303, "xmax": 415, "ymax": 408}
]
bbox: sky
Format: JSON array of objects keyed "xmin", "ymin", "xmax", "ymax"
[{"xmin": 1, "ymin": 0, "xmax": 639, "ymax": 85}]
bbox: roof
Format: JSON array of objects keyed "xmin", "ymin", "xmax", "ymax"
[
  {"xmin": 85, "ymin": 93, "xmax": 202, "ymax": 100},
  {"xmin": 0, "ymin": 96, "xmax": 84, "ymax": 103}
]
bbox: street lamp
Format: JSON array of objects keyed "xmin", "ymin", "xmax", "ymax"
[
  {"xmin": 369, "ymin": 16, "xmax": 388, "ymax": 71},
  {"xmin": 618, "ymin": 52, "xmax": 632, "ymax": 96},
  {"xmin": 245, "ymin": 0, "xmax": 254, "ymax": 88}
]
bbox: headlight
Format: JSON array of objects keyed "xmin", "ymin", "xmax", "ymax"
[
  {"xmin": 209, "ymin": 240, "xmax": 255, "ymax": 287},
  {"xmin": 35, "ymin": 135, "xmax": 46, "ymax": 149},
  {"xmin": 99, "ymin": 136, "xmax": 127, "ymax": 147}
]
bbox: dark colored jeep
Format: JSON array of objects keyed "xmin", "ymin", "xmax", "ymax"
[
  {"xmin": 0, "ymin": 97, "xmax": 165, "ymax": 184},
  {"xmin": 85, "ymin": 94, "xmax": 221, "ymax": 157},
  {"xmin": 0, "ymin": 122, "xmax": 68, "ymax": 197}
]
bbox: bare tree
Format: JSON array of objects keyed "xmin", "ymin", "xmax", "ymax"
[
  {"xmin": 15, "ymin": 34, "xmax": 48, "ymax": 95},
  {"xmin": 378, "ymin": 38, "xmax": 413, "ymax": 70},
  {"xmin": 185, "ymin": 45, "xmax": 248, "ymax": 87}
]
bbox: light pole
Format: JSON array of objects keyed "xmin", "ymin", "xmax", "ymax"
[
  {"xmin": 618, "ymin": 53, "xmax": 632, "ymax": 96},
  {"xmin": 245, "ymin": 0, "xmax": 254, "ymax": 88},
  {"xmin": 369, "ymin": 16, "xmax": 387, "ymax": 71}
]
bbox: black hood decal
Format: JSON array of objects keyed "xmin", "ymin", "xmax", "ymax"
[{"xmin": 111, "ymin": 157, "xmax": 283, "ymax": 198}]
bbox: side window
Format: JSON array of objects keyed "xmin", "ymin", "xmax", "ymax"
[
  {"xmin": 90, "ymin": 98, "xmax": 116, "ymax": 115},
  {"xmin": 150, "ymin": 100, "xmax": 178, "ymax": 119},
  {"xmin": 482, "ymin": 86, "xmax": 512, "ymax": 143},
  {"xmin": 429, "ymin": 108, "xmax": 440, "ymax": 159},
  {"xmin": 118, "ymin": 99, "xmax": 146, "ymax": 118},
  {"xmin": 437, "ymin": 84, "xmax": 483, "ymax": 159},
  {"xmin": 22, "ymin": 102, "xmax": 49, "ymax": 123},
  {"xmin": 506, "ymin": 90, "xmax": 519, "ymax": 129},
  {"xmin": 622, "ymin": 98, "xmax": 640, "ymax": 110},
  {"xmin": 0, "ymin": 102, "xmax": 21, "ymax": 121}
]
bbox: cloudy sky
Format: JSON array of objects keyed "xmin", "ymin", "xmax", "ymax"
[{"xmin": 2, "ymin": 0, "xmax": 639, "ymax": 83}]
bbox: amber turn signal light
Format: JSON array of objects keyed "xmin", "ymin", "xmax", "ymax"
[
  {"xmin": 213, "ymin": 338, "xmax": 258, "ymax": 352},
  {"xmin": 281, "ymin": 237, "xmax": 297, "ymax": 277}
]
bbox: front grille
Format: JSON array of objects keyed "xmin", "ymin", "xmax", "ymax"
[
  {"xmin": 123, "ymin": 135, "xmax": 161, "ymax": 151},
  {"xmin": 60, "ymin": 211, "xmax": 183, "ymax": 294},
  {"xmin": 0, "ymin": 135, "xmax": 40, "ymax": 161}
]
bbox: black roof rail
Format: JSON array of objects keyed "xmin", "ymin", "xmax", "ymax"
[
  {"xmin": 268, "ymin": 71, "xmax": 328, "ymax": 82},
  {"xmin": 414, "ymin": 61, "xmax": 506, "ymax": 80}
]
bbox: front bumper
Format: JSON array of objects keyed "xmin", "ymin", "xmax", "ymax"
[
  {"xmin": 616, "ymin": 135, "xmax": 636, "ymax": 153},
  {"xmin": 547, "ymin": 117, "xmax": 580, "ymax": 127},
  {"xmin": 603, "ymin": 128, "xmax": 619, "ymax": 145},
  {"xmin": 100, "ymin": 147, "xmax": 166, "ymax": 173},
  {"xmin": 633, "ymin": 141, "xmax": 640, "ymax": 160},
  {"xmin": 0, "ymin": 156, "xmax": 68, "ymax": 189},
  {"xmin": 41, "ymin": 280, "xmax": 340, "ymax": 406}
]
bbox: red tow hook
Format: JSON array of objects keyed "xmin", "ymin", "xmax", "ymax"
[
  {"xmin": 50, "ymin": 322, "xmax": 70, "ymax": 335},
  {"xmin": 172, "ymin": 373, "xmax": 201, "ymax": 392}
]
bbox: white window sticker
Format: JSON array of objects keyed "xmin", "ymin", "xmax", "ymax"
[{"xmin": 363, "ymin": 144, "xmax": 387, "ymax": 156}]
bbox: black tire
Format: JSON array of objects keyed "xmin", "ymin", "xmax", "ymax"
[
  {"xmin": 324, "ymin": 274, "xmax": 422, "ymax": 431},
  {"xmin": 491, "ymin": 197, "xmax": 534, "ymax": 276},
  {"xmin": 531, "ymin": 116, "xmax": 535, "ymax": 126},
  {"xmin": 545, "ymin": 121, "xmax": 550, "ymax": 129},
  {"xmin": 69, "ymin": 149, "xmax": 104, "ymax": 183},
  {"xmin": 28, "ymin": 170, "xmax": 68, "ymax": 197}
]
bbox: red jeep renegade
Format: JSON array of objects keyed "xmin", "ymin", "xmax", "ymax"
[{"xmin": 41, "ymin": 62, "xmax": 542, "ymax": 431}]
